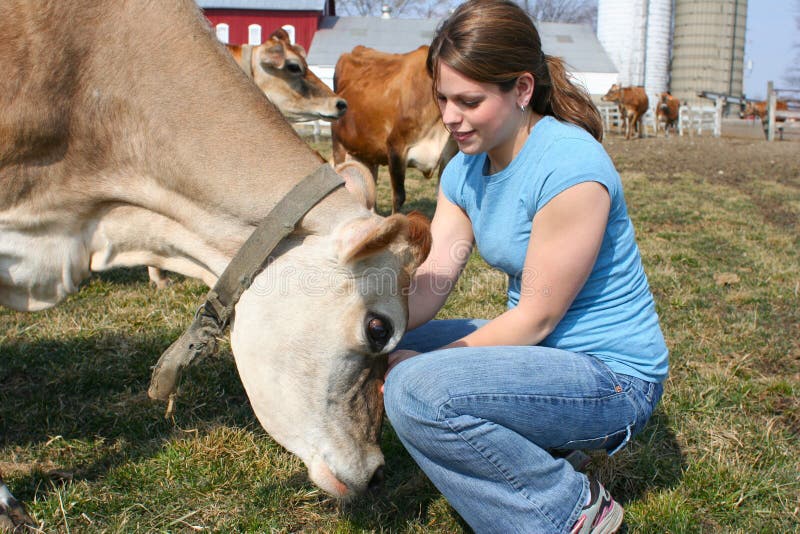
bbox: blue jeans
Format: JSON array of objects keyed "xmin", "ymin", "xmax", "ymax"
[{"xmin": 383, "ymin": 319, "xmax": 663, "ymax": 534}]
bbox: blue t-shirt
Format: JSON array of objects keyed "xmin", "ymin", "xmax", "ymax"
[{"xmin": 440, "ymin": 116, "xmax": 668, "ymax": 383}]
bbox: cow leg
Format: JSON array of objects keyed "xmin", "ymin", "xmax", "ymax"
[
  {"xmin": 624, "ymin": 111, "xmax": 632, "ymax": 140},
  {"xmin": 0, "ymin": 475, "xmax": 35, "ymax": 531},
  {"xmin": 331, "ymin": 130, "xmax": 347, "ymax": 166},
  {"xmin": 148, "ymin": 266, "xmax": 171, "ymax": 289},
  {"xmin": 387, "ymin": 147, "xmax": 407, "ymax": 214}
]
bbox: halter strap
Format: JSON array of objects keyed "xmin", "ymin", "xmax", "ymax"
[{"xmin": 148, "ymin": 163, "xmax": 345, "ymax": 406}]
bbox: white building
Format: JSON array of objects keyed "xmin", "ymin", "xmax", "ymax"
[{"xmin": 306, "ymin": 16, "xmax": 618, "ymax": 97}]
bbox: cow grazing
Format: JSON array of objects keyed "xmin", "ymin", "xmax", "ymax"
[
  {"xmin": 331, "ymin": 45, "xmax": 456, "ymax": 213},
  {"xmin": 227, "ymin": 28, "xmax": 348, "ymax": 123},
  {"xmin": 0, "ymin": 0, "xmax": 431, "ymax": 525},
  {"xmin": 602, "ymin": 84, "xmax": 649, "ymax": 140},
  {"xmin": 656, "ymin": 92, "xmax": 680, "ymax": 137}
]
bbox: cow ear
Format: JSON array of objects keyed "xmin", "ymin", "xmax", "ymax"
[
  {"xmin": 262, "ymin": 42, "xmax": 285, "ymax": 68},
  {"xmin": 335, "ymin": 161, "xmax": 376, "ymax": 211},
  {"xmin": 293, "ymin": 43, "xmax": 307, "ymax": 58},
  {"xmin": 405, "ymin": 210, "xmax": 432, "ymax": 268},
  {"xmin": 338, "ymin": 215, "xmax": 407, "ymax": 264},
  {"xmin": 269, "ymin": 28, "xmax": 291, "ymax": 43}
]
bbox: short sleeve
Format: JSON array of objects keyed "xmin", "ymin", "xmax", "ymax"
[
  {"xmin": 439, "ymin": 152, "xmax": 467, "ymax": 209},
  {"xmin": 523, "ymin": 137, "xmax": 621, "ymax": 219}
]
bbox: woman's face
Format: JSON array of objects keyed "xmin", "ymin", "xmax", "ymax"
[{"xmin": 435, "ymin": 63, "xmax": 523, "ymax": 162}]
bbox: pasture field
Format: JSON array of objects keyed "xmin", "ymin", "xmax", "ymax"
[{"xmin": 1, "ymin": 134, "xmax": 798, "ymax": 533}]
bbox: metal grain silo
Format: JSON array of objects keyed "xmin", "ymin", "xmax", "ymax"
[
  {"xmin": 597, "ymin": 0, "xmax": 672, "ymax": 104},
  {"xmin": 597, "ymin": 0, "xmax": 646, "ymax": 87},
  {"xmin": 643, "ymin": 0, "xmax": 672, "ymax": 100},
  {"xmin": 670, "ymin": 0, "xmax": 747, "ymax": 106}
]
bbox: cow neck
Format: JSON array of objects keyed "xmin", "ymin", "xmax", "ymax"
[
  {"xmin": 242, "ymin": 45, "xmax": 254, "ymax": 78},
  {"xmin": 148, "ymin": 163, "xmax": 345, "ymax": 406}
]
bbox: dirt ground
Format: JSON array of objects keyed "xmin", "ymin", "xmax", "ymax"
[
  {"xmin": 602, "ymin": 132, "xmax": 799, "ymax": 189},
  {"xmin": 600, "ymin": 132, "xmax": 800, "ymax": 236}
]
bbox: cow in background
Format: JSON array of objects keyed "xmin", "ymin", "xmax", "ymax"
[
  {"xmin": 740, "ymin": 99, "xmax": 789, "ymax": 123},
  {"xmin": 602, "ymin": 84, "xmax": 649, "ymax": 140},
  {"xmin": 227, "ymin": 29, "xmax": 347, "ymax": 123},
  {"xmin": 656, "ymin": 92, "xmax": 680, "ymax": 137},
  {"xmin": 146, "ymin": 28, "xmax": 349, "ymax": 289},
  {"xmin": 331, "ymin": 45, "xmax": 457, "ymax": 213}
]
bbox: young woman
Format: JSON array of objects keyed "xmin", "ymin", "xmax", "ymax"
[{"xmin": 382, "ymin": 1, "xmax": 668, "ymax": 533}]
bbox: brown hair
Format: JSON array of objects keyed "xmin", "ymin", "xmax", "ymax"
[{"xmin": 427, "ymin": 0, "xmax": 603, "ymax": 141}]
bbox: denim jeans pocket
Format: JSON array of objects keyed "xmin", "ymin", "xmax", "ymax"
[
  {"xmin": 557, "ymin": 424, "xmax": 632, "ymax": 456},
  {"xmin": 617, "ymin": 374, "xmax": 663, "ymax": 438}
]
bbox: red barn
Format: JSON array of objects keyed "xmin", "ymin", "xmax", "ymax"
[{"xmin": 197, "ymin": 0, "xmax": 335, "ymax": 49}]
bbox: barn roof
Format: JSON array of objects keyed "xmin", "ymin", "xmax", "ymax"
[
  {"xmin": 307, "ymin": 16, "xmax": 617, "ymax": 74},
  {"xmin": 196, "ymin": 0, "xmax": 328, "ymax": 10},
  {"xmin": 539, "ymin": 22, "xmax": 618, "ymax": 73}
]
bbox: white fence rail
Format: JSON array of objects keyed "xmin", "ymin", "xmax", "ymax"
[
  {"xmin": 598, "ymin": 102, "xmax": 721, "ymax": 138},
  {"xmin": 678, "ymin": 105, "xmax": 717, "ymax": 136}
]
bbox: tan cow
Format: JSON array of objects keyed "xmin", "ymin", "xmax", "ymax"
[
  {"xmin": 741, "ymin": 99, "xmax": 789, "ymax": 122},
  {"xmin": 331, "ymin": 45, "xmax": 457, "ymax": 213},
  {"xmin": 0, "ymin": 0, "xmax": 430, "ymax": 526},
  {"xmin": 655, "ymin": 92, "xmax": 680, "ymax": 137},
  {"xmin": 602, "ymin": 84, "xmax": 649, "ymax": 140},
  {"xmin": 227, "ymin": 28, "xmax": 348, "ymax": 123}
]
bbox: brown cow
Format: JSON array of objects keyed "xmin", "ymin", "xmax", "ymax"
[
  {"xmin": 602, "ymin": 84, "xmax": 649, "ymax": 140},
  {"xmin": 655, "ymin": 92, "xmax": 680, "ymax": 137},
  {"xmin": 741, "ymin": 99, "xmax": 789, "ymax": 123},
  {"xmin": 331, "ymin": 45, "xmax": 456, "ymax": 213},
  {"xmin": 227, "ymin": 29, "xmax": 347, "ymax": 122}
]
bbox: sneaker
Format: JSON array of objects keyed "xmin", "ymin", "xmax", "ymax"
[{"xmin": 569, "ymin": 478, "xmax": 624, "ymax": 534}]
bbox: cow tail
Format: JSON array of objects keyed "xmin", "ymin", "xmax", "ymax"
[{"xmin": 537, "ymin": 55, "xmax": 603, "ymax": 142}]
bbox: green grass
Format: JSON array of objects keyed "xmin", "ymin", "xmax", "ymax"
[{"xmin": 1, "ymin": 134, "xmax": 798, "ymax": 532}]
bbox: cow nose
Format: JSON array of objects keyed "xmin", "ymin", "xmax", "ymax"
[
  {"xmin": 368, "ymin": 465, "xmax": 385, "ymax": 492},
  {"xmin": 336, "ymin": 99, "xmax": 348, "ymax": 113}
]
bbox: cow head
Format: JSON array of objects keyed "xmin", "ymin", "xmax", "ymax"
[
  {"xmin": 251, "ymin": 30, "xmax": 347, "ymax": 122},
  {"xmin": 602, "ymin": 83, "xmax": 622, "ymax": 103},
  {"xmin": 740, "ymin": 101, "xmax": 765, "ymax": 120},
  {"xmin": 657, "ymin": 92, "xmax": 670, "ymax": 114},
  {"xmin": 229, "ymin": 188, "xmax": 430, "ymax": 497}
]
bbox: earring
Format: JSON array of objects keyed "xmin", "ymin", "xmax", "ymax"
[{"xmin": 519, "ymin": 103, "xmax": 526, "ymax": 112}]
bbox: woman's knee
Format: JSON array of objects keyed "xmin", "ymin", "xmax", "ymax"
[{"xmin": 383, "ymin": 359, "xmax": 446, "ymax": 438}]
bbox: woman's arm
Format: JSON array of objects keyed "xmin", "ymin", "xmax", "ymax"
[
  {"xmin": 406, "ymin": 187, "xmax": 475, "ymax": 330},
  {"xmin": 444, "ymin": 181, "xmax": 611, "ymax": 348}
]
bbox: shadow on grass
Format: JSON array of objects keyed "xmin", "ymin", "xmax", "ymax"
[
  {"xmin": 605, "ymin": 408, "xmax": 686, "ymax": 508},
  {"xmin": 345, "ymin": 408, "xmax": 684, "ymax": 532},
  {"xmin": 76, "ymin": 266, "xmax": 192, "ymax": 291},
  {"xmin": 0, "ymin": 333, "xmax": 250, "ymax": 499}
]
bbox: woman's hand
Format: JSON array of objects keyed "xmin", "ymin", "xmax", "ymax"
[
  {"xmin": 381, "ymin": 350, "xmax": 421, "ymax": 395},
  {"xmin": 387, "ymin": 349, "xmax": 421, "ymax": 375}
]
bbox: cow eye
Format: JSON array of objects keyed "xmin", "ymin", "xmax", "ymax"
[
  {"xmin": 285, "ymin": 62, "xmax": 302, "ymax": 74},
  {"xmin": 365, "ymin": 314, "xmax": 393, "ymax": 352}
]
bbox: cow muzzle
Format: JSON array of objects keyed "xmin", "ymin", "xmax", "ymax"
[{"xmin": 308, "ymin": 453, "xmax": 385, "ymax": 499}]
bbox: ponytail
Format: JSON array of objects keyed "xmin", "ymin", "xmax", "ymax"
[
  {"xmin": 428, "ymin": 0, "xmax": 604, "ymax": 142},
  {"xmin": 535, "ymin": 55, "xmax": 603, "ymax": 142}
]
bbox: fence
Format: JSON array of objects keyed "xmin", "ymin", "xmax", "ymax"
[
  {"xmin": 678, "ymin": 105, "xmax": 717, "ymax": 136},
  {"xmin": 598, "ymin": 103, "xmax": 718, "ymax": 138}
]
